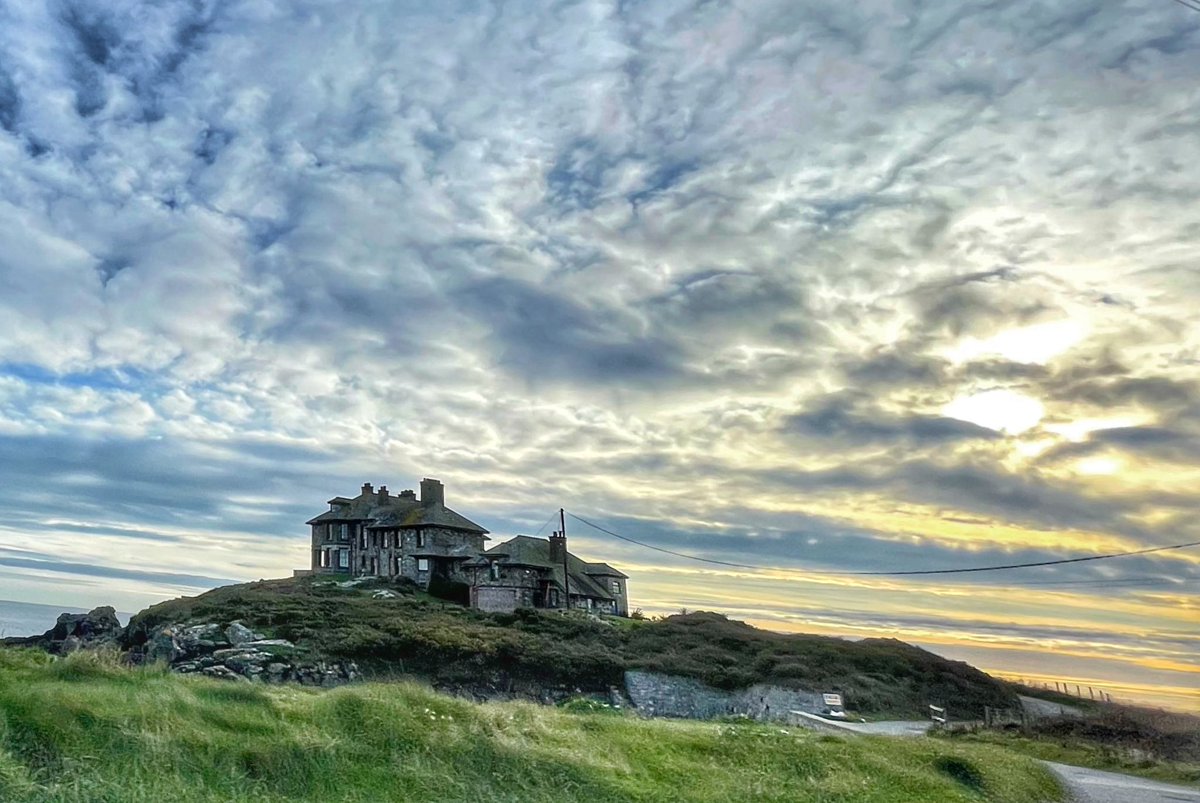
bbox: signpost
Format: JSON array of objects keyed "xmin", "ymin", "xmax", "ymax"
[
  {"xmin": 929, "ymin": 704, "xmax": 947, "ymax": 725},
  {"xmin": 821, "ymin": 692, "xmax": 846, "ymax": 719}
]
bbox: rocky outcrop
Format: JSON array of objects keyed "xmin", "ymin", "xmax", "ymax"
[
  {"xmin": 1, "ymin": 606, "xmax": 123, "ymax": 654},
  {"xmin": 138, "ymin": 621, "xmax": 359, "ymax": 686}
]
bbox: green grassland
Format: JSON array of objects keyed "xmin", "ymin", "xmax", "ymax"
[
  {"xmin": 937, "ymin": 714, "xmax": 1200, "ymax": 787},
  {"xmin": 0, "ymin": 649, "xmax": 1063, "ymax": 803},
  {"xmin": 123, "ymin": 576, "xmax": 1017, "ymax": 719}
]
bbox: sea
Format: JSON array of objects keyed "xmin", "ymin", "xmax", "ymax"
[{"xmin": 0, "ymin": 599, "xmax": 127, "ymax": 639}]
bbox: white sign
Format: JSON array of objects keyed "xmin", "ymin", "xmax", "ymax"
[{"xmin": 822, "ymin": 693, "xmax": 843, "ymax": 707}]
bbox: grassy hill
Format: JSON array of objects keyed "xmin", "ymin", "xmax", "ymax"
[
  {"xmin": 0, "ymin": 649, "xmax": 1063, "ymax": 803},
  {"xmin": 122, "ymin": 575, "xmax": 1017, "ymax": 719}
]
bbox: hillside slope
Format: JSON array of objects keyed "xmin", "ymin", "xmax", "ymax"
[
  {"xmin": 121, "ymin": 576, "xmax": 1016, "ymax": 719},
  {"xmin": 0, "ymin": 649, "xmax": 1062, "ymax": 803}
]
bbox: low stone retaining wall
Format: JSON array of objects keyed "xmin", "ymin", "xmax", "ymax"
[{"xmin": 624, "ymin": 670, "xmax": 824, "ymax": 722}]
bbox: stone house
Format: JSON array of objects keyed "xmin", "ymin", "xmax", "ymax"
[
  {"xmin": 464, "ymin": 534, "xmax": 629, "ymax": 616},
  {"xmin": 305, "ymin": 479, "xmax": 629, "ymax": 616},
  {"xmin": 306, "ymin": 479, "xmax": 489, "ymax": 589}
]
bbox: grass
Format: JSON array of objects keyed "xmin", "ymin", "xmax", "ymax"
[
  {"xmin": 936, "ymin": 711, "xmax": 1200, "ymax": 789},
  {"xmin": 0, "ymin": 648, "xmax": 1065, "ymax": 803},
  {"xmin": 121, "ymin": 576, "xmax": 1017, "ymax": 719}
]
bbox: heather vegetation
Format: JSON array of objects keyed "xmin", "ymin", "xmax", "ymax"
[
  {"xmin": 123, "ymin": 576, "xmax": 1017, "ymax": 718},
  {"xmin": 0, "ymin": 649, "xmax": 1064, "ymax": 803}
]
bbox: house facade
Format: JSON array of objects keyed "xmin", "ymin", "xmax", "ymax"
[
  {"xmin": 305, "ymin": 479, "xmax": 629, "ymax": 616},
  {"xmin": 464, "ymin": 534, "xmax": 629, "ymax": 616}
]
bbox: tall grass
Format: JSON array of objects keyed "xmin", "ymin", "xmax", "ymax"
[{"xmin": 0, "ymin": 649, "xmax": 1064, "ymax": 802}]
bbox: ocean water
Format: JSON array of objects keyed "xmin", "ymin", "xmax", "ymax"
[{"xmin": 0, "ymin": 599, "xmax": 93, "ymax": 638}]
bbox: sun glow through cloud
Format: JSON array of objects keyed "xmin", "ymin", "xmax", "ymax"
[{"xmin": 943, "ymin": 389, "xmax": 1045, "ymax": 434}]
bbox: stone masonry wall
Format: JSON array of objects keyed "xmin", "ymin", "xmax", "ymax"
[{"xmin": 623, "ymin": 670, "xmax": 824, "ymax": 722}]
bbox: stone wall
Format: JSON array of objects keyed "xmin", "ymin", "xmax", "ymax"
[{"xmin": 623, "ymin": 670, "xmax": 824, "ymax": 722}]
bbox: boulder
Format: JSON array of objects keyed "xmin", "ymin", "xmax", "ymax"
[
  {"xmin": 242, "ymin": 639, "xmax": 295, "ymax": 652},
  {"xmin": 146, "ymin": 627, "xmax": 184, "ymax": 664},
  {"xmin": 224, "ymin": 621, "xmax": 261, "ymax": 645},
  {"xmin": 178, "ymin": 623, "xmax": 226, "ymax": 652},
  {"xmin": 202, "ymin": 666, "xmax": 249, "ymax": 682},
  {"xmin": 223, "ymin": 652, "xmax": 269, "ymax": 673},
  {"xmin": 51, "ymin": 607, "xmax": 122, "ymax": 642}
]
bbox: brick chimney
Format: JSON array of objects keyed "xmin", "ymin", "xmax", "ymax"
[
  {"xmin": 549, "ymin": 530, "xmax": 567, "ymax": 566},
  {"xmin": 361, "ymin": 482, "xmax": 373, "ymax": 497},
  {"xmin": 399, "ymin": 489, "xmax": 416, "ymax": 501},
  {"xmin": 420, "ymin": 478, "xmax": 444, "ymax": 507},
  {"xmin": 377, "ymin": 485, "xmax": 389, "ymax": 501}
]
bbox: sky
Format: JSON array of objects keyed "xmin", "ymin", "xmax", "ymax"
[{"xmin": 0, "ymin": 0, "xmax": 1197, "ymax": 711}]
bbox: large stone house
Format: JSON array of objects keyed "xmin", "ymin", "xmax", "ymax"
[{"xmin": 305, "ymin": 479, "xmax": 629, "ymax": 616}]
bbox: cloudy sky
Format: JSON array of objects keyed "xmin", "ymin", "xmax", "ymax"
[{"xmin": 1, "ymin": 0, "xmax": 1198, "ymax": 710}]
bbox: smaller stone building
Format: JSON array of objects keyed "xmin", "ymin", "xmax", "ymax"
[{"xmin": 464, "ymin": 534, "xmax": 629, "ymax": 616}]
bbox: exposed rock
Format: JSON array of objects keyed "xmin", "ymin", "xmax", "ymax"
[
  {"xmin": 223, "ymin": 652, "xmax": 269, "ymax": 673},
  {"xmin": 3, "ymin": 606, "xmax": 126, "ymax": 654},
  {"xmin": 146, "ymin": 627, "xmax": 184, "ymax": 664},
  {"xmin": 242, "ymin": 639, "xmax": 295, "ymax": 652},
  {"xmin": 178, "ymin": 623, "xmax": 226, "ymax": 652},
  {"xmin": 53, "ymin": 607, "xmax": 122, "ymax": 642},
  {"xmin": 202, "ymin": 665, "xmax": 249, "ymax": 682},
  {"xmin": 372, "ymin": 590, "xmax": 399, "ymax": 599},
  {"xmin": 224, "ymin": 621, "xmax": 260, "ymax": 645}
]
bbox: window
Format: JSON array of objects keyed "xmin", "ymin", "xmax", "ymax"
[
  {"xmin": 489, "ymin": 562, "xmax": 500, "ymax": 581},
  {"xmin": 417, "ymin": 558, "xmax": 429, "ymax": 572},
  {"xmin": 416, "ymin": 530, "xmax": 426, "ymax": 548},
  {"xmin": 339, "ymin": 523, "xmax": 348, "ymax": 541},
  {"xmin": 611, "ymin": 580, "xmax": 620, "ymax": 595},
  {"xmin": 338, "ymin": 549, "xmax": 349, "ymax": 569}
]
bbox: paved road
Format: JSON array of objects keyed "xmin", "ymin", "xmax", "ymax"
[
  {"xmin": 1046, "ymin": 762, "xmax": 1200, "ymax": 803},
  {"xmin": 833, "ymin": 720, "xmax": 933, "ymax": 737}
]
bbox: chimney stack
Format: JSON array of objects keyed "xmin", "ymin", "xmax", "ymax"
[
  {"xmin": 419, "ymin": 478, "xmax": 444, "ymax": 507},
  {"xmin": 361, "ymin": 482, "xmax": 374, "ymax": 496},
  {"xmin": 549, "ymin": 530, "xmax": 567, "ymax": 566},
  {"xmin": 400, "ymin": 489, "xmax": 416, "ymax": 501},
  {"xmin": 377, "ymin": 485, "xmax": 389, "ymax": 500}
]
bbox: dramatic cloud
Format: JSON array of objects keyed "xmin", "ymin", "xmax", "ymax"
[{"xmin": 0, "ymin": 0, "xmax": 1197, "ymax": 709}]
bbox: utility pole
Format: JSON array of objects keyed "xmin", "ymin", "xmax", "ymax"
[{"xmin": 560, "ymin": 508, "xmax": 570, "ymax": 608}]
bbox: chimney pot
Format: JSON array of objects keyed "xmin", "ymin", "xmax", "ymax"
[
  {"xmin": 361, "ymin": 482, "xmax": 373, "ymax": 496},
  {"xmin": 378, "ymin": 486, "xmax": 389, "ymax": 499}
]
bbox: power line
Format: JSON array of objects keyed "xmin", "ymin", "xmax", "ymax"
[
  {"xmin": 566, "ymin": 512, "xmax": 1200, "ymax": 577},
  {"xmin": 532, "ymin": 511, "xmax": 558, "ymax": 537}
]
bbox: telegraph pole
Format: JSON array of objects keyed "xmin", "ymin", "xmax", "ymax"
[{"xmin": 560, "ymin": 508, "xmax": 570, "ymax": 608}]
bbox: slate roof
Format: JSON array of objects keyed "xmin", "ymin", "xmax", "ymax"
[
  {"xmin": 482, "ymin": 535, "xmax": 625, "ymax": 601},
  {"xmin": 306, "ymin": 489, "xmax": 488, "ymax": 534}
]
